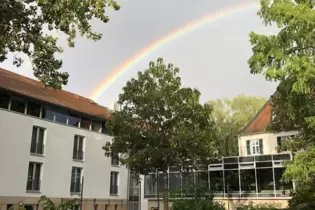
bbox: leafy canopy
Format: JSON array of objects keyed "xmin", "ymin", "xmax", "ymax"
[
  {"xmin": 249, "ymin": 1, "xmax": 315, "ymax": 208},
  {"xmin": 208, "ymin": 95, "xmax": 266, "ymax": 156},
  {"xmin": 0, "ymin": 0, "xmax": 119, "ymax": 88},
  {"xmin": 103, "ymin": 58, "xmax": 217, "ymax": 175}
]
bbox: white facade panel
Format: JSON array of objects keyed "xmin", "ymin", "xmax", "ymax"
[
  {"xmin": 0, "ymin": 109, "xmax": 128, "ymax": 199},
  {"xmin": 238, "ymin": 131, "xmax": 298, "ymax": 156}
]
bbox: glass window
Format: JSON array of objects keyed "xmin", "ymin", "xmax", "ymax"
[
  {"xmin": 256, "ymin": 168, "xmax": 274, "ymax": 197},
  {"xmin": 10, "ymin": 98, "xmax": 25, "ymax": 113},
  {"xmin": 224, "ymin": 170, "xmax": 240, "ymax": 196},
  {"xmin": 0, "ymin": 93, "xmax": 10, "ymax": 109},
  {"xmin": 55, "ymin": 110, "xmax": 68, "ymax": 124},
  {"xmin": 209, "ymin": 171, "xmax": 224, "ymax": 195},
  {"xmin": 27, "ymin": 102, "xmax": 41, "ymax": 117},
  {"xmin": 240, "ymin": 169, "xmax": 256, "ymax": 197},
  {"xmin": 157, "ymin": 173, "xmax": 165, "ymax": 194},
  {"xmin": 144, "ymin": 174, "xmax": 156, "ymax": 196},
  {"xmin": 274, "ymin": 168, "xmax": 292, "ymax": 197},
  {"xmin": 91, "ymin": 120, "xmax": 102, "ymax": 132},
  {"xmin": 169, "ymin": 173, "xmax": 181, "ymax": 194},
  {"xmin": 68, "ymin": 114, "xmax": 80, "ymax": 127},
  {"xmin": 42, "ymin": 108, "xmax": 55, "ymax": 121},
  {"xmin": 110, "ymin": 172, "xmax": 119, "ymax": 194},
  {"xmin": 101, "ymin": 121, "xmax": 107, "ymax": 134},
  {"xmin": 80, "ymin": 118, "xmax": 90, "ymax": 130},
  {"xmin": 70, "ymin": 167, "xmax": 82, "ymax": 193},
  {"xmin": 195, "ymin": 171, "xmax": 208, "ymax": 190}
]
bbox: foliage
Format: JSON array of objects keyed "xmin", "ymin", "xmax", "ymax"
[
  {"xmin": 0, "ymin": 0, "xmax": 120, "ymax": 88},
  {"xmin": 208, "ymin": 95, "xmax": 266, "ymax": 156},
  {"xmin": 38, "ymin": 196, "xmax": 78, "ymax": 210},
  {"xmin": 249, "ymin": 0, "xmax": 315, "ymax": 209},
  {"xmin": 288, "ymin": 181, "xmax": 315, "ymax": 210},
  {"xmin": 103, "ymin": 58, "xmax": 217, "ymax": 210},
  {"xmin": 239, "ymin": 202, "xmax": 280, "ymax": 210},
  {"xmin": 171, "ymin": 183, "xmax": 225, "ymax": 210}
]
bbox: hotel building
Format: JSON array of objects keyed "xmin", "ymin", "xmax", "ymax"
[{"xmin": 0, "ymin": 68, "xmax": 140, "ymax": 210}]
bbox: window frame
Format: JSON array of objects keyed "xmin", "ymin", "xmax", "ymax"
[
  {"xmin": 30, "ymin": 126, "xmax": 45, "ymax": 155},
  {"xmin": 26, "ymin": 162, "xmax": 42, "ymax": 192}
]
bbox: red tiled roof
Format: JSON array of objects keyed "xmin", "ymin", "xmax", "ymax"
[
  {"xmin": 0, "ymin": 68, "xmax": 111, "ymax": 119},
  {"xmin": 240, "ymin": 100, "xmax": 272, "ymax": 135}
]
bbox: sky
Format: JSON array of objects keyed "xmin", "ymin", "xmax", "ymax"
[{"xmin": 1, "ymin": 0, "xmax": 279, "ymax": 109}]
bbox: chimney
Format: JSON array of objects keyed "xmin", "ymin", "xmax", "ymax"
[{"xmin": 113, "ymin": 102, "xmax": 122, "ymax": 111}]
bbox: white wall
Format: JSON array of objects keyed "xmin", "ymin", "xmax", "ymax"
[
  {"xmin": 0, "ymin": 109, "xmax": 128, "ymax": 199},
  {"xmin": 238, "ymin": 131, "xmax": 298, "ymax": 156}
]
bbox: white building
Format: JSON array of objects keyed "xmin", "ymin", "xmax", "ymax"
[
  {"xmin": 238, "ymin": 99, "xmax": 298, "ymax": 156},
  {"xmin": 0, "ymin": 68, "xmax": 134, "ymax": 210}
]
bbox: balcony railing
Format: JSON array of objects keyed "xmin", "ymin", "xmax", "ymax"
[
  {"xmin": 73, "ymin": 150, "xmax": 84, "ymax": 161},
  {"xmin": 110, "ymin": 185, "xmax": 118, "ymax": 195},
  {"xmin": 26, "ymin": 179, "xmax": 41, "ymax": 192},
  {"xmin": 30, "ymin": 143, "xmax": 44, "ymax": 155}
]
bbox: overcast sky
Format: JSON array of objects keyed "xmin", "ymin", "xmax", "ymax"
[{"xmin": 1, "ymin": 0, "xmax": 279, "ymax": 109}]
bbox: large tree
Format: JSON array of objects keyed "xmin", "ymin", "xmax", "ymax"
[
  {"xmin": 0, "ymin": 0, "xmax": 119, "ymax": 88},
  {"xmin": 248, "ymin": 0, "xmax": 315, "ymax": 208},
  {"xmin": 208, "ymin": 95, "xmax": 266, "ymax": 156},
  {"xmin": 103, "ymin": 58, "xmax": 217, "ymax": 210}
]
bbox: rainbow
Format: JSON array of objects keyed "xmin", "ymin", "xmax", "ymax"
[{"xmin": 89, "ymin": 1, "xmax": 260, "ymax": 101}]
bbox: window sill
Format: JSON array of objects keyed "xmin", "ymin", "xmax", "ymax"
[
  {"xmin": 73, "ymin": 159, "xmax": 84, "ymax": 163},
  {"xmin": 111, "ymin": 164, "xmax": 120, "ymax": 167},
  {"xmin": 26, "ymin": 190, "xmax": 41, "ymax": 194},
  {"xmin": 110, "ymin": 193, "xmax": 119, "ymax": 196},
  {"xmin": 70, "ymin": 192, "xmax": 81, "ymax": 196},
  {"xmin": 30, "ymin": 153, "xmax": 44, "ymax": 157}
]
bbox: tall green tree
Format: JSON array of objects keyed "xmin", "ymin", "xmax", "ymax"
[
  {"xmin": 208, "ymin": 95, "xmax": 266, "ymax": 156},
  {"xmin": 1, "ymin": 0, "xmax": 120, "ymax": 88},
  {"xmin": 103, "ymin": 58, "xmax": 217, "ymax": 210},
  {"xmin": 248, "ymin": 0, "xmax": 315, "ymax": 208}
]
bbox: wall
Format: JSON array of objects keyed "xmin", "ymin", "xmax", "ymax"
[
  {"xmin": 0, "ymin": 109, "xmax": 128, "ymax": 200},
  {"xmin": 238, "ymin": 131, "xmax": 298, "ymax": 156}
]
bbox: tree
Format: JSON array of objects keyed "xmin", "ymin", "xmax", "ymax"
[
  {"xmin": 248, "ymin": 0, "xmax": 315, "ymax": 208},
  {"xmin": 103, "ymin": 58, "xmax": 217, "ymax": 210},
  {"xmin": 208, "ymin": 95, "xmax": 266, "ymax": 156},
  {"xmin": 0, "ymin": 0, "xmax": 120, "ymax": 88}
]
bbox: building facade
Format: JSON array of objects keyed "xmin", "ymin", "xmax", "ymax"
[
  {"xmin": 140, "ymin": 100, "xmax": 297, "ymax": 210},
  {"xmin": 0, "ymin": 68, "xmax": 136, "ymax": 210}
]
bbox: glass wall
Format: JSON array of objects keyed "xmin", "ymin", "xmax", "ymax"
[
  {"xmin": 0, "ymin": 92, "xmax": 108, "ymax": 134},
  {"xmin": 143, "ymin": 154, "xmax": 294, "ymax": 198}
]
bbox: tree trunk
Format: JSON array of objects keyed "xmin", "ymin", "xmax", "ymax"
[{"xmin": 163, "ymin": 170, "xmax": 169, "ymax": 210}]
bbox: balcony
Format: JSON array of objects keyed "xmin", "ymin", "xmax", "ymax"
[
  {"xmin": 110, "ymin": 185, "xmax": 118, "ymax": 195},
  {"xmin": 73, "ymin": 150, "xmax": 84, "ymax": 161},
  {"xmin": 26, "ymin": 179, "xmax": 41, "ymax": 192}
]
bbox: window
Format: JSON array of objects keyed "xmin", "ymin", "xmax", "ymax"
[
  {"xmin": 10, "ymin": 98, "xmax": 26, "ymax": 113},
  {"xmin": 91, "ymin": 120, "xmax": 102, "ymax": 132},
  {"xmin": 246, "ymin": 139, "xmax": 263, "ymax": 155},
  {"xmin": 277, "ymin": 135, "xmax": 295, "ymax": 147},
  {"xmin": 42, "ymin": 108, "xmax": 55, "ymax": 121},
  {"xmin": 27, "ymin": 102, "xmax": 41, "ymax": 117},
  {"xmin": 105, "ymin": 205, "xmax": 109, "ymax": 210},
  {"xmin": 70, "ymin": 167, "xmax": 82, "ymax": 193},
  {"xmin": 0, "ymin": 94, "xmax": 10, "ymax": 109},
  {"xmin": 55, "ymin": 109, "xmax": 68, "ymax": 124},
  {"xmin": 73, "ymin": 135, "xmax": 84, "ymax": 161},
  {"xmin": 30, "ymin": 126, "xmax": 45, "ymax": 155},
  {"xmin": 80, "ymin": 118, "xmax": 90, "ymax": 130},
  {"xmin": 68, "ymin": 113, "xmax": 80, "ymax": 127},
  {"xmin": 26, "ymin": 162, "xmax": 41, "ymax": 192},
  {"xmin": 110, "ymin": 172, "xmax": 119, "ymax": 195},
  {"xmin": 111, "ymin": 153, "xmax": 119, "ymax": 166},
  {"xmin": 114, "ymin": 205, "xmax": 118, "ymax": 210}
]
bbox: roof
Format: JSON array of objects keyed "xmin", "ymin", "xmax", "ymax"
[
  {"xmin": 240, "ymin": 99, "xmax": 272, "ymax": 135},
  {"xmin": 0, "ymin": 68, "xmax": 111, "ymax": 119}
]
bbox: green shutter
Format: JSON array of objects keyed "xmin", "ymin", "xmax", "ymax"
[
  {"xmin": 259, "ymin": 139, "xmax": 263, "ymax": 154},
  {"xmin": 246, "ymin": 140, "xmax": 251, "ymax": 155}
]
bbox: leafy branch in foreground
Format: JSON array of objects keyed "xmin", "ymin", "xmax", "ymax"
[{"xmin": 0, "ymin": 0, "xmax": 120, "ymax": 88}]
